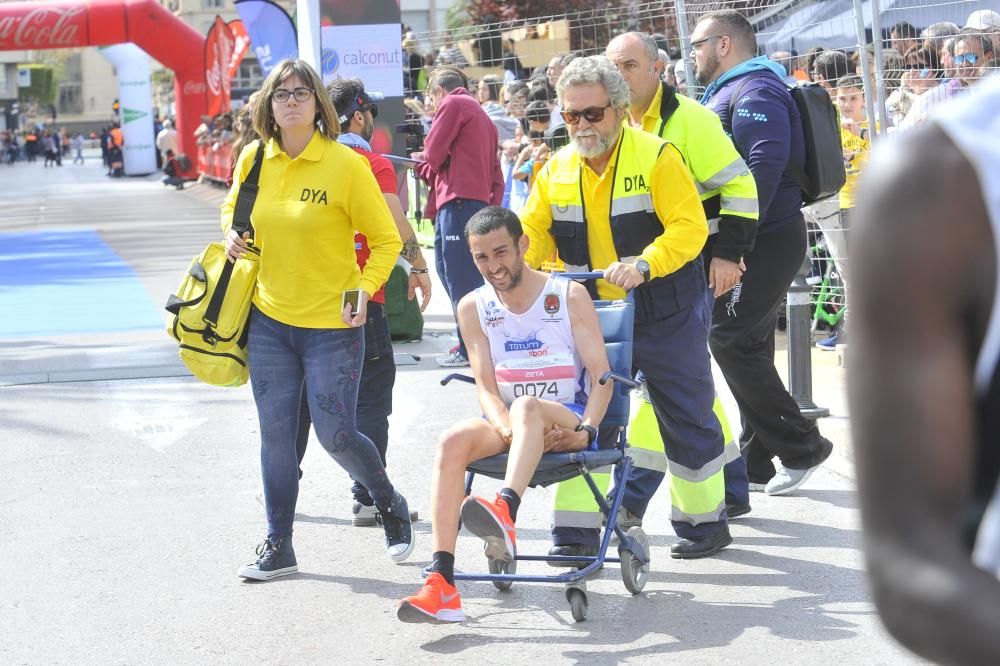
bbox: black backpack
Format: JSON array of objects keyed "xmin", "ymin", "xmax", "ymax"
[{"xmin": 729, "ymin": 77, "xmax": 846, "ymax": 205}]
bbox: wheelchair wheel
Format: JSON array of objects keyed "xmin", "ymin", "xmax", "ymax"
[
  {"xmin": 619, "ymin": 526, "xmax": 649, "ymax": 595},
  {"xmin": 488, "ymin": 554, "xmax": 516, "ymax": 591},
  {"xmin": 566, "ymin": 587, "xmax": 588, "ymax": 622}
]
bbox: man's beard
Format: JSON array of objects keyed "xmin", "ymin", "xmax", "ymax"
[
  {"xmin": 360, "ymin": 115, "xmax": 374, "ymax": 142},
  {"xmin": 489, "ymin": 259, "xmax": 524, "ymax": 292},
  {"xmin": 695, "ymin": 52, "xmax": 720, "ymax": 87},
  {"xmin": 573, "ymin": 123, "xmax": 618, "ymax": 159}
]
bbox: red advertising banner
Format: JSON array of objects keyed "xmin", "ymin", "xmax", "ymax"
[
  {"xmin": 205, "ymin": 15, "xmax": 235, "ymax": 116},
  {"xmin": 0, "ymin": 2, "xmax": 88, "ymax": 49},
  {"xmin": 227, "ymin": 19, "xmax": 251, "ymax": 81}
]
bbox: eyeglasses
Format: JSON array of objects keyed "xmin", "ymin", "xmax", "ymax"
[
  {"xmin": 272, "ymin": 87, "xmax": 315, "ymax": 103},
  {"xmin": 954, "ymin": 53, "xmax": 979, "ymax": 66},
  {"xmin": 561, "ymin": 103, "xmax": 613, "ymax": 125},
  {"xmin": 690, "ymin": 35, "xmax": 724, "ymax": 51}
]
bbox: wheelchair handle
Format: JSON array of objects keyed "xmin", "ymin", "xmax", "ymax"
[
  {"xmin": 599, "ymin": 371, "xmax": 640, "ymax": 389},
  {"xmin": 557, "ymin": 271, "xmax": 605, "ymax": 281},
  {"xmin": 441, "ymin": 373, "xmax": 475, "ymax": 386}
]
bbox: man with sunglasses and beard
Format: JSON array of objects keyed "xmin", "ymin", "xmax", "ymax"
[
  {"xmin": 901, "ymin": 29, "xmax": 995, "ymax": 129},
  {"xmin": 520, "ymin": 55, "xmax": 735, "ymax": 559}
]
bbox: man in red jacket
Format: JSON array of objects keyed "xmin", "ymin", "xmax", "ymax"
[{"xmin": 413, "ymin": 66, "xmax": 505, "ymax": 367}]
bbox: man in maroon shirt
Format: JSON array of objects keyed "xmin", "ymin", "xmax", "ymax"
[
  {"xmin": 291, "ymin": 78, "xmax": 432, "ymax": 526},
  {"xmin": 413, "ymin": 67, "xmax": 505, "ymax": 367}
]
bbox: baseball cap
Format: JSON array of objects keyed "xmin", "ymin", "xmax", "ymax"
[
  {"xmin": 965, "ymin": 10, "xmax": 1000, "ymax": 31},
  {"xmin": 336, "ymin": 88, "xmax": 384, "ymax": 125}
]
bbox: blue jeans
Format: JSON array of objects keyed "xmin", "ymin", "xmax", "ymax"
[
  {"xmin": 294, "ymin": 302, "xmax": 397, "ymax": 504},
  {"xmin": 434, "ymin": 198, "xmax": 487, "ymax": 358},
  {"xmin": 248, "ymin": 307, "xmax": 395, "ymax": 538}
]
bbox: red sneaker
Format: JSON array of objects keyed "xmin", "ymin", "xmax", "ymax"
[
  {"xmin": 461, "ymin": 494, "xmax": 517, "ymax": 563},
  {"xmin": 397, "ymin": 572, "xmax": 465, "ymax": 624}
]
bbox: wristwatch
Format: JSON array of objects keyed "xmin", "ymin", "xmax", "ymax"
[
  {"xmin": 633, "ymin": 258, "xmax": 651, "ymax": 283},
  {"xmin": 575, "ymin": 423, "xmax": 598, "ymax": 446}
]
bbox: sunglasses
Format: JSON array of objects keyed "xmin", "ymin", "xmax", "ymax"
[
  {"xmin": 954, "ymin": 53, "xmax": 979, "ymax": 66},
  {"xmin": 272, "ymin": 87, "xmax": 314, "ymax": 103},
  {"xmin": 561, "ymin": 103, "xmax": 613, "ymax": 125}
]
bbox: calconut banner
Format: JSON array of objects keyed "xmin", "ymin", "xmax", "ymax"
[{"xmin": 100, "ymin": 44, "xmax": 156, "ymax": 176}]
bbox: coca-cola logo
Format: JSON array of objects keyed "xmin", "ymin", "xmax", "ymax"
[
  {"xmin": 205, "ymin": 20, "xmax": 234, "ymax": 97},
  {"xmin": 0, "ymin": 5, "xmax": 86, "ymax": 49},
  {"xmin": 183, "ymin": 80, "xmax": 207, "ymax": 96}
]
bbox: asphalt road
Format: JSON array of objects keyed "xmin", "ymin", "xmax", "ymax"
[{"xmin": 0, "ymin": 155, "xmax": 918, "ymax": 664}]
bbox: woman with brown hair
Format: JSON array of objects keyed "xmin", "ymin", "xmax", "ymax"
[
  {"xmin": 222, "ymin": 59, "xmax": 413, "ymax": 580},
  {"xmin": 226, "ymin": 90, "xmax": 262, "ymax": 187}
]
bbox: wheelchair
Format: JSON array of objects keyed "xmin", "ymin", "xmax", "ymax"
[{"xmin": 438, "ymin": 272, "xmax": 648, "ymax": 622}]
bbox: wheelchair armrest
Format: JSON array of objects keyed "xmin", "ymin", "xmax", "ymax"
[
  {"xmin": 599, "ymin": 371, "xmax": 639, "ymax": 389},
  {"xmin": 441, "ymin": 373, "xmax": 476, "ymax": 387}
]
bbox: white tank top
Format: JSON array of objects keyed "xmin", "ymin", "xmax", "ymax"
[
  {"xmin": 474, "ymin": 274, "xmax": 589, "ymax": 407},
  {"xmin": 935, "ymin": 75, "xmax": 1000, "ymax": 578}
]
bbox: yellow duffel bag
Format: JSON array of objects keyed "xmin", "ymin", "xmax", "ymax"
[
  {"xmin": 166, "ymin": 243, "xmax": 259, "ymax": 386},
  {"xmin": 165, "ymin": 143, "xmax": 264, "ymax": 387}
]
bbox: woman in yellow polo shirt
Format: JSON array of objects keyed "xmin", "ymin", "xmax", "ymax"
[{"xmin": 221, "ymin": 59, "xmax": 409, "ymax": 580}]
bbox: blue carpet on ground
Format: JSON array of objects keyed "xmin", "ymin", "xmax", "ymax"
[{"xmin": 0, "ymin": 230, "xmax": 164, "ymax": 337}]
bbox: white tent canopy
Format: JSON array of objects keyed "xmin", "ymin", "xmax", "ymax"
[{"xmin": 758, "ymin": 0, "xmax": 986, "ymax": 52}]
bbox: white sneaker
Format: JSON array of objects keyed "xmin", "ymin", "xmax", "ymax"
[
  {"xmin": 765, "ymin": 465, "xmax": 818, "ymax": 496},
  {"xmin": 436, "ymin": 350, "xmax": 470, "ymax": 368},
  {"xmin": 748, "ymin": 482, "xmax": 768, "ymax": 493},
  {"xmin": 352, "ymin": 502, "xmax": 378, "ymax": 527}
]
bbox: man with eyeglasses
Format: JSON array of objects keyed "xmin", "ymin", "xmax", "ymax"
[
  {"xmin": 901, "ymin": 28, "xmax": 995, "ymax": 129},
  {"xmin": 691, "ymin": 9, "xmax": 834, "ymax": 496},
  {"xmin": 520, "ymin": 55, "xmax": 735, "ymax": 559}
]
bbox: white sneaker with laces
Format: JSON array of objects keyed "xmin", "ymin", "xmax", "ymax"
[
  {"xmin": 765, "ymin": 465, "xmax": 818, "ymax": 496},
  {"xmin": 436, "ymin": 350, "xmax": 470, "ymax": 368}
]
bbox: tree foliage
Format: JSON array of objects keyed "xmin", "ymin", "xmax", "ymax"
[
  {"xmin": 17, "ymin": 64, "xmax": 56, "ymax": 105},
  {"xmin": 463, "ymin": 0, "xmax": 596, "ymax": 25}
]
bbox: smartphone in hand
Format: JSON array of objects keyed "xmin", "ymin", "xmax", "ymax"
[{"xmin": 342, "ymin": 289, "xmax": 361, "ymax": 317}]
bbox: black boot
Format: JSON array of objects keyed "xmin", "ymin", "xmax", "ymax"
[
  {"xmin": 547, "ymin": 543, "xmax": 599, "ymax": 568},
  {"xmin": 670, "ymin": 525, "xmax": 733, "ymax": 559}
]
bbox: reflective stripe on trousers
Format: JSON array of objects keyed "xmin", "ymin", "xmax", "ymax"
[
  {"xmin": 550, "ymin": 393, "xmax": 739, "ymax": 529},
  {"xmin": 551, "ymin": 465, "xmax": 613, "ymax": 529}
]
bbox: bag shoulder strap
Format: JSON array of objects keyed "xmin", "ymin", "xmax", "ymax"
[
  {"xmin": 203, "ymin": 142, "xmax": 264, "ymax": 329},
  {"xmin": 726, "ymin": 74, "xmax": 809, "ymax": 188},
  {"xmin": 231, "ymin": 142, "xmax": 265, "ymax": 237}
]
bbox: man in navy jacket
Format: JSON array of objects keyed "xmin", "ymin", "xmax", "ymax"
[{"xmin": 691, "ymin": 10, "xmax": 833, "ymax": 496}]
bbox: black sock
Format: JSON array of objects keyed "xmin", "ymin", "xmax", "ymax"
[
  {"xmin": 499, "ymin": 487, "xmax": 521, "ymax": 522},
  {"xmin": 430, "ymin": 551, "xmax": 456, "ymax": 586}
]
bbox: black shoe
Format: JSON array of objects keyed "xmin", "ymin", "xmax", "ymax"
[
  {"xmin": 726, "ymin": 503, "xmax": 752, "ymax": 519},
  {"xmin": 670, "ymin": 526, "xmax": 733, "ymax": 559},
  {"xmin": 378, "ymin": 491, "xmax": 414, "ymax": 563},
  {"xmin": 547, "ymin": 544, "xmax": 598, "ymax": 568},
  {"xmin": 237, "ymin": 535, "xmax": 297, "ymax": 580}
]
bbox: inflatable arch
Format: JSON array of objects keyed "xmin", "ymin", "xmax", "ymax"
[{"xmin": 0, "ymin": 0, "xmax": 208, "ymax": 165}]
